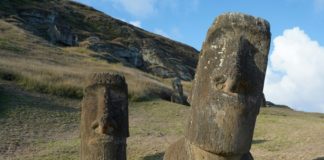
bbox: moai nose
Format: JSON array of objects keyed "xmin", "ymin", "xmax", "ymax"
[
  {"xmin": 213, "ymin": 75, "xmax": 242, "ymax": 95},
  {"xmin": 223, "ymin": 69, "xmax": 248, "ymax": 95},
  {"xmin": 223, "ymin": 37, "xmax": 255, "ymax": 95},
  {"xmin": 222, "ymin": 64, "xmax": 246, "ymax": 95},
  {"xmin": 223, "ymin": 76, "xmax": 239, "ymax": 95}
]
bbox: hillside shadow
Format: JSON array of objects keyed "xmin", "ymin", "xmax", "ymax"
[
  {"xmin": 252, "ymin": 139, "xmax": 268, "ymax": 144},
  {"xmin": 313, "ymin": 157, "xmax": 324, "ymax": 160},
  {"xmin": 0, "ymin": 82, "xmax": 78, "ymax": 116},
  {"xmin": 0, "ymin": 84, "xmax": 8, "ymax": 115},
  {"xmin": 143, "ymin": 152, "xmax": 164, "ymax": 160}
]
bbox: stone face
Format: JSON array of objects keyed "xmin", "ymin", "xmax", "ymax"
[
  {"xmin": 81, "ymin": 73, "xmax": 129, "ymax": 160},
  {"xmin": 170, "ymin": 77, "xmax": 188, "ymax": 105},
  {"xmin": 164, "ymin": 12, "xmax": 270, "ymax": 160},
  {"xmin": 186, "ymin": 13, "xmax": 270, "ymax": 155}
]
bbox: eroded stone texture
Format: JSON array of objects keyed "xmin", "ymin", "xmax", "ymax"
[
  {"xmin": 81, "ymin": 73, "xmax": 129, "ymax": 160},
  {"xmin": 170, "ymin": 77, "xmax": 187, "ymax": 105},
  {"xmin": 48, "ymin": 24, "xmax": 78, "ymax": 46},
  {"xmin": 44, "ymin": 13, "xmax": 78, "ymax": 46},
  {"xmin": 164, "ymin": 12, "xmax": 270, "ymax": 160},
  {"xmin": 164, "ymin": 138, "xmax": 253, "ymax": 160}
]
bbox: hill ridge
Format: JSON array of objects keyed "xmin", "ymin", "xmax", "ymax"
[{"xmin": 0, "ymin": 0, "xmax": 199, "ymax": 80}]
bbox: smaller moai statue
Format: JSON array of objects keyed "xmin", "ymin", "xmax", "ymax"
[
  {"xmin": 81, "ymin": 73, "xmax": 129, "ymax": 160},
  {"xmin": 170, "ymin": 77, "xmax": 187, "ymax": 105}
]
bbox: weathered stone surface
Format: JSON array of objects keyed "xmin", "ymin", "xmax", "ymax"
[
  {"xmin": 81, "ymin": 73, "xmax": 129, "ymax": 160},
  {"xmin": 164, "ymin": 138, "xmax": 253, "ymax": 160},
  {"xmin": 170, "ymin": 77, "xmax": 188, "ymax": 105},
  {"xmin": 48, "ymin": 24, "xmax": 78, "ymax": 46},
  {"xmin": 165, "ymin": 12, "xmax": 270, "ymax": 160},
  {"xmin": 186, "ymin": 12, "xmax": 270, "ymax": 155},
  {"xmin": 89, "ymin": 42, "xmax": 144, "ymax": 68},
  {"xmin": 15, "ymin": 8, "xmax": 78, "ymax": 46}
]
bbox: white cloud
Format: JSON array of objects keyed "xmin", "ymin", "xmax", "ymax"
[
  {"xmin": 129, "ymin": 20, "xmax": 141, "ymax": 27},
  {"xmin": 110, "ymin": 0, "xmax": 157, "ymax": 17},
  {"xmin": 264, "ymin": 27, "xmax": 324, "ymax": 113},
  {"xmin": 153, "ymin": 28, "xmax": 170, "ymax": 38}
]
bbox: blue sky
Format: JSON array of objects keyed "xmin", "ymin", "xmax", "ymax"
[
  {"xmin": 74, "ymin": 0, "xmax": 324, "ymax": 50},
  {"xmin": 74, "ymin": 0, "xmax": 324, "ymax": 113}
]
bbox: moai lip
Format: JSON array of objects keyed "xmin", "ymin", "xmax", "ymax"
[
  {"xmin": 186, "ymin": 12, "xmax": 271, "ymax": 155},
  {"xmin": 81, "ymin": 73, "xmax": 129, "ymax": 160}
]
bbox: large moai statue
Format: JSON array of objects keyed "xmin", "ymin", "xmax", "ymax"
[
  {"xmin": 81, "ymin": 73, "xmax": 129, "ymax": 160},
  {"xmin": 164, "ymin": 13, "xmax": 271, "ymax": 160}
]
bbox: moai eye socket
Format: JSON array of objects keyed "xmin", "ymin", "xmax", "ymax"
[{"xmin": 213, "ymin": 75, "xmax": 226, "ymax": 90}]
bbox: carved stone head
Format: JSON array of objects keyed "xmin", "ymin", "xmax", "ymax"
[
  {"xmin": 81, "ymin": 73, "xmax": 128, "ymax": 160},
  {"xmin": 186, "ymin": 13, "xmax": 271, "ymax": 155}
]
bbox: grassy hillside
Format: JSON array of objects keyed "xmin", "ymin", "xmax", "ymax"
[
  {"xmin": 1, "ymin": 81, "xmax": 324, "ymax": 160},
  {"xmin": 0, "ymin": 2, "xmax": 324, "ymax": 160},
  {"xmin": 0, "ymin": 0, "xmax": 198, "ymax": 80},
  {"xmin": 0, "ymin": 20, "xmax": 183, "ymax": 101}
]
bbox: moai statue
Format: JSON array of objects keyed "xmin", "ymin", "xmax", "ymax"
[
  {"xmin": 170, "ymin": 77, "xmax": 187, "ymax": 105},
  {"xmin": 164, "ymin": 13, "xmax": 271, "ymax": 160},
  {"xmin": 81, "ymin": 73, "xmax": 129, "ymax": 160}
]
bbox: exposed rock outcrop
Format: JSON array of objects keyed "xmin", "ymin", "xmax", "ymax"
[
  {"xmin": 164, "ymin": 13, "xmax": 271, "ymax": 160},
  {"xmin": 0, "ymin": 0, "xmax": 198, "ymax": 80},
  {"xmin": 48, "ymin": 24, "xmax": 78, "ymax": 46},
  {"xmin": 88, "ymin": 42, "xmax": 144, "ymax": 68},
  {"xmin": 81, "ymin": 73, "xmax": 129, "ymax": 160},
  {"xmin": 263, "ymin": 101, "xmax": 293, "ymax": 110},
  {"xmin": 261, "ymin": 94, "xmax": 293, "ymax": 109}
]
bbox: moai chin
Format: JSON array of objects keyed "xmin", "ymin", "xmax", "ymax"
[
  {"xmin": 81, "ymin": 73, "xmax": 129, "ymax": 160},
  {"xmin": 164, "ymin": 13, "xmax": 271, "ymax": 160}
]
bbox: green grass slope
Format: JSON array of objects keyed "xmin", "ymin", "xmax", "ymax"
[
  {"xmin": 1, "ymin": 81, "xmax": 324, "ymax": 160},
  {"xmin": 0, "ymin": 0, "xmax": 198, "ymax": 80},
  {"xmin": 0, "ymin": 3, "xmax": 323, "ymax": 160},
  {"xmin": 0, "ymin": 20, "xmax": 178, "ymax": 101}
]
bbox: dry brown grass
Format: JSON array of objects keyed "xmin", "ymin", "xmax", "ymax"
[
  {"xmin": 0, "ymin": 20, "xmax": 173, "ymax": 100},
  {"xmin": 1, "ymin": 82, "xmax": 324, "ymax": 160},
  {"xmin": 128, "ymin": 102, "xmax": 324, "ymax": 160},
  {"xmin": 1, "ymin": 18, "xmax": 324, "ymax": 160},
  {"xmin": 251, "ymin": 108, "xmax": 324, "ymax": 160}
]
